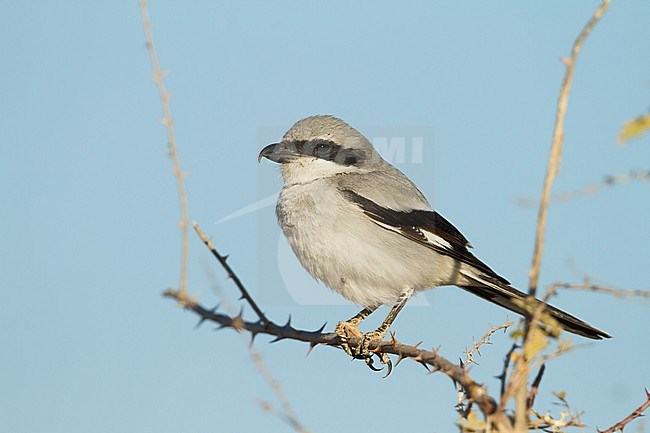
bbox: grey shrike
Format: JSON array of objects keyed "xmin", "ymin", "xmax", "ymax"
[{"xmin": 259, "ymin": 115, "xmax": 610, "ymax": 370}]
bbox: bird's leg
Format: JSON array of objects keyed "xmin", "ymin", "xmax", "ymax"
[
  {"xmin": 334, "ymin": 306, "xmax": 377, "ymax": 356},
  {"xmin": 356, "ymin": 287, "xmax": 414, "ymax": 368}
]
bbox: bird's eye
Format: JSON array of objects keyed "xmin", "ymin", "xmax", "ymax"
[{"xmin": 312, "ymin": 140, "xmax": 333, "ymax": 157}]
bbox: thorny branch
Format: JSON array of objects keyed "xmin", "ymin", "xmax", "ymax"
[
  {"xmin": 165, "ymin": 287, "xmax": 504, "ymax": 421},
  {"xmin": 498, "ymin": 343, "xmax": 519, "ymax": 402},
  {"xmin": 528, "ymin": 0, "xmax": 610, "ymax": 297},
  {"xmin": 193, "ymin": 222, "xmax": 270, "ymax": 324},
  {"xmin": 464, "ymin": 320, "xmax": 515, "ymax": 366},
  {"xmin": 598, "ymin": 389, "xmax": 650, "ymax": 433},
  {"xmin": 140, "ymin": 0, "xmax": 189, "ymax": 295},
  {"xmin": 526, "ymin": 364, "xmax": 546, "ymax": 410}
]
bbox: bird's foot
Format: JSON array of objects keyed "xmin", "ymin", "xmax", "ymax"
[
  {"xmin": 335, "ymin": 324, "xmax": 393, "ymax": 377},
  {"xmin": 355, "ymin": 330, "xmax": 393, "ymax": 377},
  {"xmin": 334, "ymin": 320, "xmax": 363, "ymax": 357}
]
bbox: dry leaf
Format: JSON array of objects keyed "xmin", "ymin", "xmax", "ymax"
[{"xmin": 618, "ymin": 113, "xmax": 650, "ymax": 145}]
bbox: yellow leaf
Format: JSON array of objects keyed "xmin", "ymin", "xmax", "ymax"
[
  {"xmin": 618, "ymin": 113, "xmax": 650, "ymax": 145},
  {"xmin": 524, "ymin": 326, "xmax": 549, "ymax": 359}
]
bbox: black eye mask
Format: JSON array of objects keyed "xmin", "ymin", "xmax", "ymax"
[{"xmin": 288, "ymin": 139, "xmax": 365, "ymax": 166}]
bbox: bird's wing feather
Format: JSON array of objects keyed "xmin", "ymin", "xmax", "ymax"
[{"xmin": 340, "ymin": 189, "xmax": 509, "ymax": 285}]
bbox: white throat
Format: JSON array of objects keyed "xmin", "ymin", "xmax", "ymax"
[{"xmin": 280, "ymin": 158, "xmax": 361, "ymax": 186}]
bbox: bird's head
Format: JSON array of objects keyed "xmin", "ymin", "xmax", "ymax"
[{"xmin": 258, "ymin": 115, "xmax": 384, "ymax": 185}]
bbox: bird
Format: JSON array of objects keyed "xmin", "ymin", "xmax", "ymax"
[{"xmin": 258, "ymin": 115, "xmax": 610, "ymax": 372}]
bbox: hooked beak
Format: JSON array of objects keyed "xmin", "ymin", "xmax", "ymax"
[{"xmin": 258, "ymin": 142, "xmax": 300, "ymax": 164}]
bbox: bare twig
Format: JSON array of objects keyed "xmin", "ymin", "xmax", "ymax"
[
  {"xmin": 464, "ymin": 320, "xmax": 515, "ymax": 366},
  {"xmin": 553, "ymin": 282, "xmax": 650, "ymax": 299},
  {"xmin": 598, "ymin": 389, "xmax": 650, "ymax": 433},
  {"xmin": 255, "ymin": 399, "xmax": 310, "ymax": 433},
  {"xmin": 249, "ymin": 348, "xmax": 311, "ymax": 433},
  {"xmin": 194, "ymin": 221, "xmax": 269, "ymax": 325},
  {"xmin": 515, "ymin": 169, "xmax": 650, "ymax": 208},
  {"xmin": 140, "ymin": 0, "xmax": 189, "ymax": 295},
  {"xmin": 528, "ymin": 0, "xmax": 610, "ymax": 297}
]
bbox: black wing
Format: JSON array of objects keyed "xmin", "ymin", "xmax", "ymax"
[{"xmin": 341, "ymin": 189, "xmax": 509, "ymax": 285}]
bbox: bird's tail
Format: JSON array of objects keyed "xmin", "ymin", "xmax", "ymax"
[{"xmin": 459, "ymin": 274, "xmax": 611, "ymax": 340}]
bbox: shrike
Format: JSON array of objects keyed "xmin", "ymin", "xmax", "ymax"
[{"xmin": 259, "ymin": 115, "xmax": 609, "ymax": 370}]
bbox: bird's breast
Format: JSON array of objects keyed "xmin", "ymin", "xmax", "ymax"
[{"xmin": 275, "ymin": 181, "xmax": 441, "ymax": 306}]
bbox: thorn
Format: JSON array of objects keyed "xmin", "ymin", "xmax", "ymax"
[
  {"xmin": 306, "ymin": 342, "xmax": 318, "ymax": 357},
  {"xmin": 249, "ymin": 331, "xmax": 258, "ymax": 347},
  {"xmin": 314, "ymin": 322, "xmax": 328, "ymax": 334},
  {"xmin": 239, "ymin": 295, "xmax": 245, "ymax": 301},
  {"xmin": 364, "ymin": 356, "xmax": 383, "ymax": 372},
  {"xmin": 209, "ymin": 303, "xmax": 220, "ymax": 314},
  {"xmin": 195, "ymin": 316, "xmax": 208, "ymax": 329},
  {"xmin": 419, "ymin": 361, "xmax": 431, "ymax": 372},
  {"xmin": 283, "ymin": 315, "xmax": 292, "ymax": 329},
  {"xmin": 395, "ymin": 352, "xmax": 406, "ymax": 367},
  {"xmin": 270, "ymin": 335, "xmax": 286, "ymax": 344},
  {"xmin": 222, "ymin": 254, "xmax": 230, "ymax": 261},
  {"xmin": 413, "ymin": 341, "xmax": 423, "ymax": 349},
  {"xmin": 459, "ymin": 358, "xmax": 465, "ymax": 369}
]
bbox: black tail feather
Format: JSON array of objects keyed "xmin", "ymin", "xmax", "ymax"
[{"xmin": 460, "ymin": 284, "xmax": 611, "ymax": 340}]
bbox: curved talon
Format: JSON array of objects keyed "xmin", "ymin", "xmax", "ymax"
[
  {"xmin": 380, "ymin": 354, "xmax": 393, "ymax": 378},
  {"xmin": 335, "ymin": 322, "xmax": 394, "ymax": 375},
  {"xmin": 364, "ymin": 356, "xmax": 383, "ymax": 372}
]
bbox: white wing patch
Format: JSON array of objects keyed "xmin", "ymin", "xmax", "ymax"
[
  {"xmin": 369, "ymin": 218, "xmax": 454, "ymax": 251},
  {"xmin": 422, "ymin": 229, "xmax": 452, "ymax": 249}
]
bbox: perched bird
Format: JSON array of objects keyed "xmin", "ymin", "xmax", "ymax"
[{"xmin": 259, "ymin": 115, "xmax": 610, "ymax": 371}]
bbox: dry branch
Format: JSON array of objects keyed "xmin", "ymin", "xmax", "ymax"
[
  {"xmin": 598, "ymin": 389, "xmax": 650, "ymax": 433},
  {"xmin": 528, "ymin": 0, "xmax": 610, "ymax": 297},
  {"xmin": 140, "ymin": 0, "xmax": 189, "ymax": 295},
  {"xmin": 515, "ymin": 169, "xmax": 650, "ymax": 208},
  {"xmin": 553, "ymin": 282, "xmax": 650, "ymax": 300}
]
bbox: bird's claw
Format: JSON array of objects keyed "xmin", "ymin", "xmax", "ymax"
[
  {"xmin": 335, "ymin": 324, "xmax": 393, "ymax": 376},
  {"xmin": 361, "ymin": 352, "xmax": 393, "ymax": 377}
]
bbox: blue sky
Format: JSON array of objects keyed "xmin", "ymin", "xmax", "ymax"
[{"xmin": 1, "ymin": 2, "xmax": 649, "ymax": 432}]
